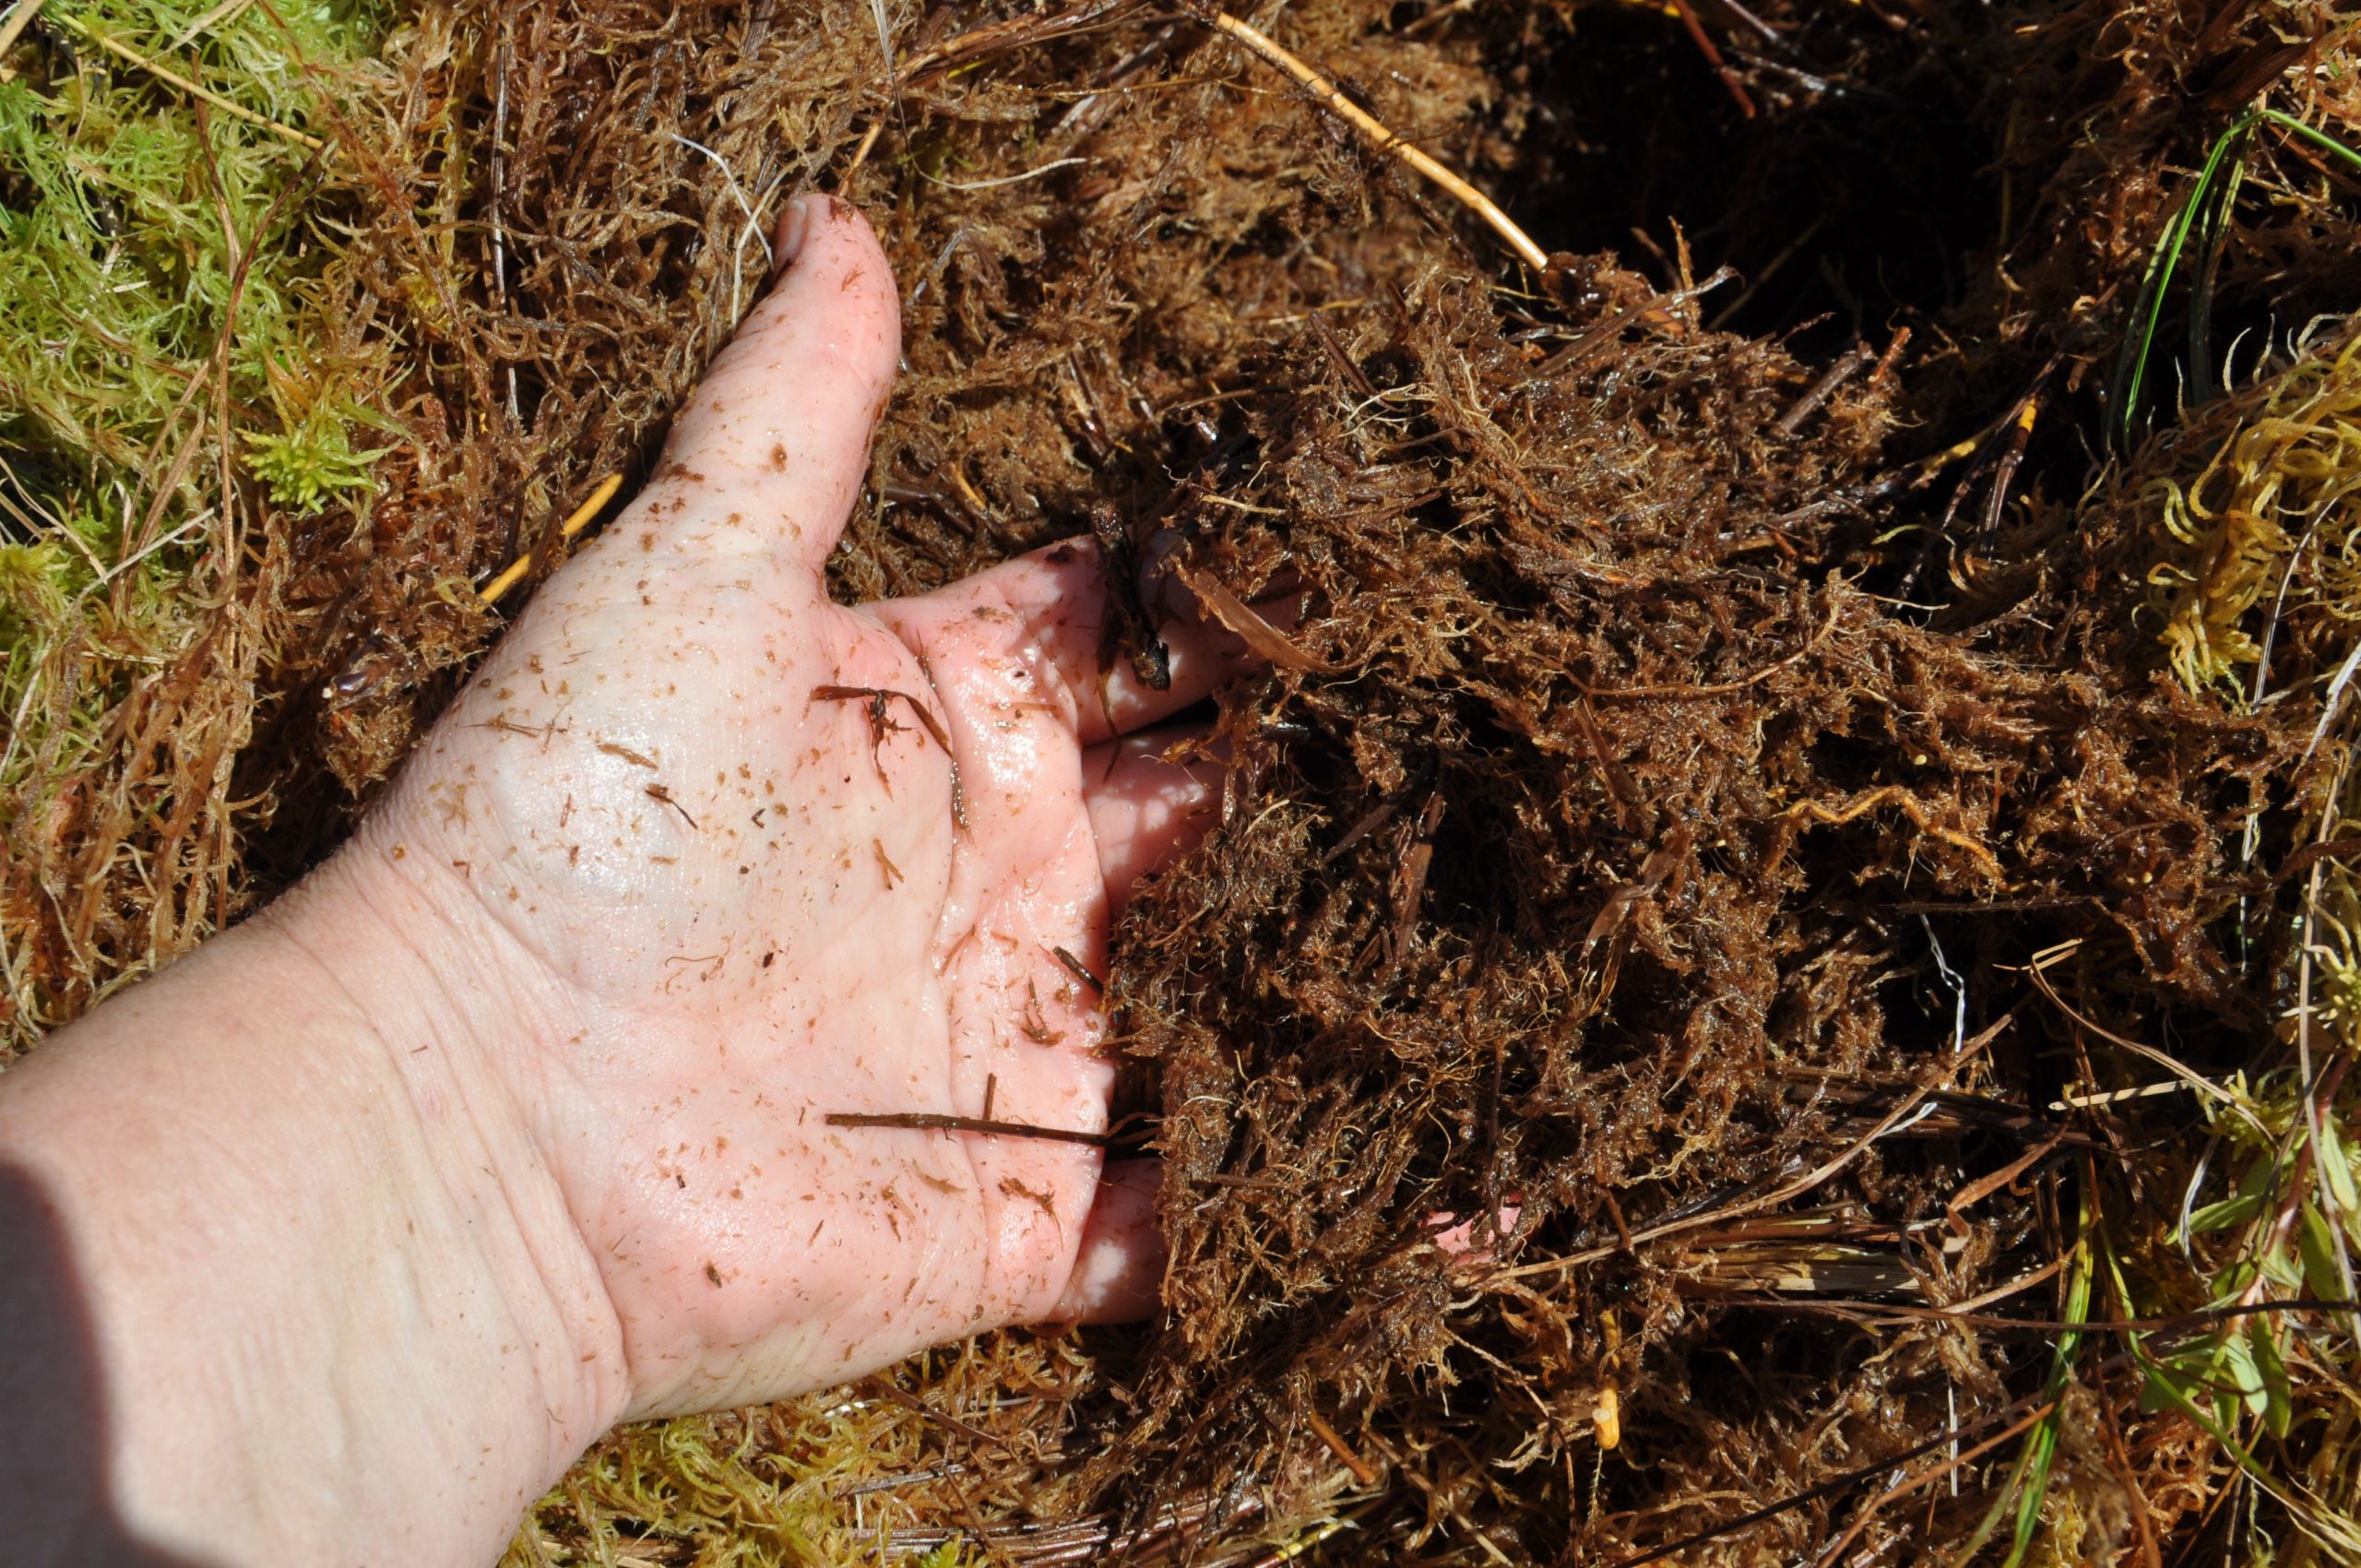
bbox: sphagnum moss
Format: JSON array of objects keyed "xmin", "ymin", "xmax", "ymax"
[{"xmin": 0, "ymin": 0, "xmax": 394, "ymax": 1041}]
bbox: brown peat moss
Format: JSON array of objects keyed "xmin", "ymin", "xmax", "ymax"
[{"xmin": 8, "ymin": 0, "xmax": 2361, "ymax": 1562}]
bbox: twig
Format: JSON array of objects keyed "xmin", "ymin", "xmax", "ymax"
[
  {"xmin": 479, "ymin": 473, "xmax": 626, "ymax": 604},
  {"xmin": 1200, "ymin": 9, "xmax": 1548, "ymax": 273},
  {"xmin": 644, "ymin": 782, "xmax": 697, "ymax": 829},
  {"xmin": 1773, "ymin": 340, "xmax": 1875, "ymax": 436},
  {"xmin": 921, "ymin": 155, "xmax": 1092, "ymax": 191},
  {"xmin": 1049, "ymin": 944, "xmax": 1105, "ymax": 993},
  {"xmin": 1178, "ymin": 565, "xmax": 1335, "ymax": 672},
  {"xmin": 1049, "ymin": 18, "xmax": 1180, "ymax": 140},
  {"xmin": 2302, "ymin": 636, "xmax": 2361, "ymax": 768},
  {"xmin": 2049, "ymin": 1080, "xmax": 2189, "ymax": 1111},
  {"xmin": 810, "ymin": 682, "xmax": 967, "ymax": 828},
  {"xmin": 1869, "ymin": 325, "xmax": 1911, "ymax": 386},
  {"xmin": 868, "ymin": 0, "xmax": 896, "ymax": 114},
  {"xmin": 1975, "ymin": 392, "xmax": 2040, "ymax": 544},
  {"xmin": 1398, "ymin": 0, "xmax": 1476, "ymax": 37},
  {"xmin": 911, "ymin": 651, "xmax": 970, "ymax": 831},
  {"xmin": 164, "ymin": 0, "xmax": 259, "ymax": 51},
  {"xmin": 664, "ymin": 132, "xmax": 778, "ymax": 325},
  {"xmin": 2021, "ymin": 940, "xmax": 2266, "ymax": 1134},
  {"xmin": 1784, "ymin": 785, "xmax": 2007, "ymax": 883},
  {"xmin": 1709, "ymin": 0, "xmax": 1784, "ymax": 46},
  {"xmin": 49, "ymin": 10, "xmax": 323, "ymax": 149},
  {"xmin": 1666, "ymin": 0, "xmax": 1756, "ymax": 117},
  {"xmin": 903, "ymin": 0, "xmax": 1136, "ymax": 84},
  {"xmin": 1304, "ymin": 1409, "xmax": 1378, "ymax": 1486},
  {"xmin": 1739, "ymin": 1294, "xmax": 2361, "ymax": 1336},
  {"xmin": 824, "ymin": 1111, "xmax": 1111, "ymax": 1146},
  {"xmin": 845, "ymin": 118, "xmax": 884, "ymax": 175},
  {"xmin": 492, "ymin": 19, "xmax": 516, "ymax": 433},
  {"xmin": 1236, "ymin": 1514, "xmax": 1358, "ymax": 1568},
  {"xmin": 837, "ymin": 1463, "xmax": 969, "ymax": 1499},
  {"xmin": 867, "ymin": 1384, "xmax": 1010, "ymax": 1449}
]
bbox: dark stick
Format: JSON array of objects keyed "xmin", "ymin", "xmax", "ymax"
[
  {"xmin": 644, "ymin": 783, "xmax": 698, "ymax": 828},
  {"xmin": 1977, "ymin": 393, "xmax": 2040, "ymax": 545},
  {"xmin": 1049, "ymin": 944, "xmax": 1105, "ymax": 993},
  {"xmin": 1773, "ymin": 339, "xmax": 1875, "ymax": 436},
  {"xmin": 825, "ymin": 1111, "xmax": 1110, "ymax": 1147},
  {"xmin": 1667, "ymin": 0, "xmax": 1757, "ymax": 117}
]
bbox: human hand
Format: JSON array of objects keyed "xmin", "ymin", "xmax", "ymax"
[
  {"xmin": 313, "ymin": 195, "xmax": 1252, "ymax": 1421},
  {"xmin": 0, "ymin": 194, "xmax": 1265, "ymax": 1566}
]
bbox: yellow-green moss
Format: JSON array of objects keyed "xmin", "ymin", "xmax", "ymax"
[{"xmin": 0, "ymin": 0, "xmax": 399, "ymax": 1039}]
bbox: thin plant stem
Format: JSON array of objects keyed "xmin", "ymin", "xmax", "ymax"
[
  {"xmin": 479, "ymin": 473, "xmax": 627, "ymax": 604},
  {"xmin": 1203, "ymin": 9, "xmax": 1549, "ymax": 274},
  {"xmin": 48, "ymin": 10, "xmax": 323, "ymax": 149}
]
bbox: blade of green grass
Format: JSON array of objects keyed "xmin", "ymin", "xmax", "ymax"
[
  {"xmin": 2112, "ymin": 119, "xmax": 2255, "ymax": 450},
  {"xmin": 2110, "ymin": 108, "xmax": 2361, "ymax": 451},
  {"xmin": 2187, "ymin": 124, "xmax": 2251, "ymax": 407},
  {"xmin": 1944, "ymin": 1216, "xmax": 2092, "ymax": 1568}
]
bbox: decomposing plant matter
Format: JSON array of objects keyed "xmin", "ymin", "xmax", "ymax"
[{"xmin": 11, "ymin": 0, "xmax": 2361, "ymax": 1561}]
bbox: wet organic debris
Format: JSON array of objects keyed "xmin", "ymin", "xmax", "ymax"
[{"xmin": 7, "ymin": 0, "xmax": 2361, "ymax": 1563}]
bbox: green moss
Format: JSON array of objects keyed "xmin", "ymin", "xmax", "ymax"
[
  {"xmin": 0, "ymin": 2, "xmax": 393, "ymax": 714},
  {"xmin": 0, "ymin": 0, "xmax": 397, "ymax": 1038},
  {"xmin": 0, "ymin": 540, "xmax": 75, "ymax": 643},
  {"xmin": 0, "ymin": 0, "xmax": 387, "ymax": 450},
  {"xmin": 503, "ymin": 1395, "xmax": 990, "ymax": 1568},
  {"xmin": 242, "ymin": 391, "xmax": 391, "ymax": 512}
]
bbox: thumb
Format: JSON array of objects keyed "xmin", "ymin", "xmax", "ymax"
[{"xmin": 653, "ymin": 194, "xmax": 903, "ymax": 573}]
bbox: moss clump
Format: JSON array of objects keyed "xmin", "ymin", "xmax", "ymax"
[
  {"xmin": 0, "ymin": 0, "xmax": 395, "ymax": 1040},
  {"xmin": 2149, "ymin": 327, "xmax": 2361, "ymax": 702},
  {"xmin": 501, "ymin": 1334, "xmax": 1115, "ymax": 1567}
]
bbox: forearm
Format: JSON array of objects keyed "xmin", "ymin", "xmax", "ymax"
[{"xmin": 0, "ymin": 861, "xmax": 623, "ymax": 1567}]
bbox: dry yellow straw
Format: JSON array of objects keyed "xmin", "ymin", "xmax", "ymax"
[
  {"xmin": 479, "ymin": 472, "xmax": 625, "ymax": 605},
  {"xmin": 1206, "ymin": 10, "xmax": 1548, "ymax": 274}
]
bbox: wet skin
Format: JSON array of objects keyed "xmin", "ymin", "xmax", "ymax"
[{"xmin": 340, "ymin": 195, "xmax": 1244, "ymax": 1416}]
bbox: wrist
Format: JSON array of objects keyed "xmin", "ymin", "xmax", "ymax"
[
  {"xmin": 262, "ymin": 838, "xmax": 633, "ymax": 1465},
  {"xmin": 0, "ymin": 848, "xmax": 625, "ymax": 1564}
]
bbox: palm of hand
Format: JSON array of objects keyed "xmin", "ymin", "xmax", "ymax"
[{"xmin": 353, "ymin": 200, "xmax": 1228, "ymax": 1416}]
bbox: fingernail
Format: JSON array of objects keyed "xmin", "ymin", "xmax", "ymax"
[{"xmin": 776, "ymin": 196, "xmax": 813, "ymax": 269}]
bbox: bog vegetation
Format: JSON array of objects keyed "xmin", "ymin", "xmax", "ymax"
[{"xmin": 6, "ymin": 0, "xmax": 2361, "ymax": 1562}]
